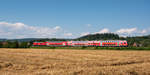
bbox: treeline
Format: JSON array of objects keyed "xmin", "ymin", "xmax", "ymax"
[
  {"xmin": 76, "ymin": 33, "xmax": 150, "ymax": 47},
  {"xmin": 126, "ymin": 36, "xmax": 150, "ymax": 47},
  {"xmin": 0, "ymin": 38, "xmax": 71, "ymax": 48},
  {"xmin": 76, "ymin": 33, "xmax": 120, "ymax": 40},
  {"xmin": 0, "ymin": 33, "xmax": 150, "ymax": 48},
  {"xmin": 0, "ymin": 41, "xmax": 31, "ymax": 48}
]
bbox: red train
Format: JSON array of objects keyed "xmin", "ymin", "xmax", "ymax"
[{"xmin": 33, "ymin": 40, "xmax": 128, "ymax": 47}]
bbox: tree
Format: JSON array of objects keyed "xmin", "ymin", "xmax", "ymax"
[
  {"xmin": 0, "ymin": 42, "xmax": 2, "ymax": 48},
  {"xmin": 19, "ymin": 42, "xmax": 29, "ymax": 48},
  {"xmin": 7, "ymin": 41, "xmax": 19, "ymax": 48},
  {"xmin": 77, "ymin": 33, "xmax": 120, "ymax": 40},
  {"xmin": 2, "ymin": 41, "xmax": 9, "ymax": 48}
]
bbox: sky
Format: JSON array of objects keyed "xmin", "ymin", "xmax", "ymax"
[{"xmin": 0, "ymin": 0, "xmax": 150, "ymax": 39}]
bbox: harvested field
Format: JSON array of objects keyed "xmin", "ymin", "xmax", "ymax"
[{"xmin": 0, "ymin": 49, "xmax": 150, "ymax": 75}]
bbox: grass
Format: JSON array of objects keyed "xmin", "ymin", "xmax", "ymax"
[
  {"xmin": 30, "ymin": 46, "xmax": 150, "ymax": 50},
  {"xmin": 0, "ymin": 48, "xmax": 150, "ymax": 75}
]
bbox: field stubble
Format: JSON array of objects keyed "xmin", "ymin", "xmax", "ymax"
[{"xmin": 0, "ymin": 48, "xmax": 150, "ymax": 75}]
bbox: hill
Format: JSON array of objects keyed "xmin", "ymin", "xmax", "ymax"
[
  {"xmin": 0, "ymin": 33, "xmax": 150, "ymax": 48},
  {"xmin": 76, "ymin": 33, "xmax": 150, "ymax": 47},
  {"xmin": 76, "ymin": 33, "xmax": 120, "ymax": 40}
]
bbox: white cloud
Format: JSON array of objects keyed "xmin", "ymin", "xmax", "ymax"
[
  {"xmin": 80, "ymin": 28, "xmax": 110, "ymax": 37},
  {"xmin": 95, "ymin": 28, "xmax": 110, "ymax": 34},
  {"xmin": 116, "ymin": 27, "xmax": 149, "ymax": 37},
  {"xmin": 0, "ymin": 22, "xmax": 62, "ymax": 39},
  {"xmin": 0, "ymin": 22, "xmax": 149, "ymax": 39},
  {"xmin": 64, "ymin": 33, "xmax": 73, "ymax": 36},
  {"xmin": 53, "ymin": 26, "xmax": 61, "ymax": 30},
  {"xmin": 80, "ymin": 27, "xmax": 149, "ymax": 37},
  {"xmin": 116, "ymin": 28, "xmax": 137, "ymax": 34},
  {"xmin": 80, "ymin": 32, "xmax": 90, "ymax": 36},
  {"xmin": 140, "ymin": 29, "xmax": 147, "ymax": 34},
  {"xmin": 86, "ymin": 24, "xmax": 92, "ymax": 27},
  {"xmin": 0, "ymin": 22, "xmax": 26, "ymax": 30}
]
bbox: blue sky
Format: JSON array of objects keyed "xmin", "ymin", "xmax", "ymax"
[{"xmin": 0, "ymin": 0, "xmax": 150, "ymax": 39}]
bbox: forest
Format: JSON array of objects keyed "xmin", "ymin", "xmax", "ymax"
[{"xmin": 0, "ymin": 33, "xmax": 150, "ymax": 48}]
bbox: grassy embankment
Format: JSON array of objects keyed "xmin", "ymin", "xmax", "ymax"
[{"xmin": 30, "ymin": 46, "xmax": 150, "ymax": 50}]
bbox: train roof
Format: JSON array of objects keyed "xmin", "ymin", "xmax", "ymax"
[{"xmin": 34, "ymin": 40, "xmax": 127, "ymax": 43}]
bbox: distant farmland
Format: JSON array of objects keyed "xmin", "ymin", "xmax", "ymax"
[{"xmin": 0, "ymin": 49, "xmax": 150, "ymax": 75}]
